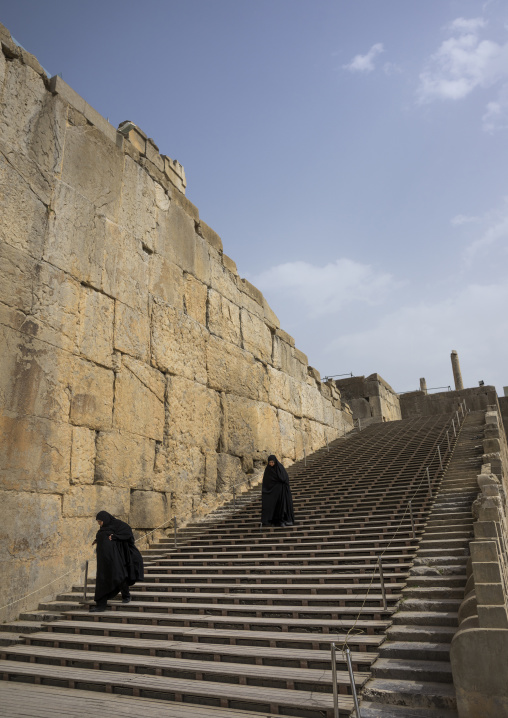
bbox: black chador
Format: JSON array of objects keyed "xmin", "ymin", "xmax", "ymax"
[
  {"xmin": 261, "ymin": 455, "xmax": 295, "ymax": 527},
  {"xmin": 92, "ymin": 511, "xmax": 144, "ymax": 611}
]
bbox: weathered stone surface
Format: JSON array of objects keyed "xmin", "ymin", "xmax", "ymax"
[
  {"xmin": 70, "ymin": 426, "xmax": 96, "ymax": 484},
  {"xmin": 0, "ymin": 242, "xmax": 37, "ymax": 314},
  {"xmin": 114, "ymin": 364, "xmax": 164, "ymax": 440},
  {"xmin": 160, "ymin": 203, "xmax": 211, "ymax": 284},
  {"xmin": 0, "ymin": 152, "xmax": 48, "ymax": 259},
  {"xmin": 60, "ymin": 124, "xmax": 124, "ymax": 222},
  {"xmin": 151, "ymin": 299, "xmax": 207, "ymax": 384},
  {"xmin": 208, "ymin": 288, "xmax": 241, "ymax": 345},
  {"xmin": 300, "ymin": 382, "xmax": 324, "ymax": 423},
  {"xmin": 121, "ymin": 355, "xmax": 165, "ymax": 402},
  {"xmin": 77, "ymin": 286, "xmax": 114, "ymax": 366},
  {"xmin": 62, "ymin": 484, "xmax": 130, "ymax": 518},
  {"xmin": 207, "ymin": 334, "xmax": 269, "ymax": 402},
  {"xmin": 69, "ymin": 358, "xmax": 114, "ymax": 431},
  {"xmin": 278, "ymin": 409, "xmax": 296, "ymax": 460},
  {"xmin": 210, "ymin": 260, "xmax": 241, "ymax": 305},
  {"xmin": 95, "ymin": 430, "xmax": 156, "ymax": 489},
  {"xmin": 216, "ymin": 453, "xmax": 243, "ymax": 492},
  {"xmin": 0, "ymin": 414, "xmax": 71, "ymax": 492},
  {"xmin": 149, "ymin": 254, "xmax": 184, "ymax": 308},
  {"xmin": 102, "ymin": 226, "xmax": 150, "ymax": 313},
  {"xmin": 222, "ymin": 395, "xmax": 281, "ymax": 459},
  {"xmin": 129, "ymin": 490, "xmax": 168, "ymax": 528},
  {"xmin": 222, "ymin": 254, "xmax": 238, "ymax": 276},
  {"xmin": 184, "ymin": 273, "xmax": 207, "ymax": 326},
  {"xmin": 114, "ymin": 300, "xmax": 150, "ymax": 362},
  {"xmin": 166, "ymin": 376, "xmax": 221, "ymax": 452},
  {"xmin": 267, "ymin": 366, "xmax": 302, "ymax": 416},
  {"xmin": 241, "ymin": 308, "xmax": 272, "ymax": 363}
]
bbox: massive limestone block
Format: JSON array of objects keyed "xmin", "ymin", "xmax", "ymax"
[
  {"xmin": 1, "ymin": 325, "xmax": 71, "ymax": 422},
  {"xmin": 0, "ymin": 414, "xmax": 71, "ymax": 492},
  {"xmin": 0, "ymin": 153, "xmax": 49, "ymax": 259},
  {"xmin": 101, "ymin": 225, "xmax": 150, "ymax": 314},
  {"xmin": 160, "ymin": 203, "xmax": 211, "ymax": 285},
  {"xmin": 129, "ymin": 489, "xmax": 168, "ymax": 529},
  {"xmin": 151, "ymin": 298, "xmax": 207, "ymax": 384},
  {"xmin": 166, "ymin": 376, "xmax": 221, "ymax": 452},
  {"xmin": 95, "ymin": 430, "xmax": 157, "ymax": 490},
  {"xmin": 278, "ymin": 409, "xmax": 296, "ymax": 461},
  {"xmin": 30, "ymin": 261, "xmax": 82, "ymax": 352},
  {"xmin": 216, "ymin": 453, "xmax": 243, "ymax": 492},
  {"xmin": 77, "ymin": 286, "xmax": 114, "ymax": 367},
  {"xmin": 149, "ymin": 254, "xmax": 184, "ymax": 309},
  {"xmin": 113, "ymin": 300, "xmax": 150, "ymax": 362},
  {"xmin": 69, "ymin": 357, "xmax": 114, "ymax": 431},
  {"xmin": 113, "ymin": 364, "xmax": 164, "ymax": 441},
  {"xmin": 0, "ymin": 242, "xmax": 37, "ymax": 315},
  {"xmin": 240, "ymin": 308, "xmax": 273, "ymax": 363},
  {"xmin": 62, "ymin": 484, "xmax": 130, "ymax": 518},
  {"xmin": 222, "ymin": 395, "xmax": 282, "ymax": 459},
  {"xmin": 300, "ymin": 382, "xmax": 325, "ymax": 423},
  {"xmin": 70, "ymin": 426, "xmax": 96, "ymax": 485},
  {"xmin": 206, "ymin": 334, "xmax": 269, "ymax": 402},
  {"xmin": 121, "ymin": 356, "xmax": 165, "ymax": 403},
  {"xmin": 184, "ymin": 273, "xmax": 207, "ymax": 326},
  {"xmin": 210, "ymin": 260, "xmax": 241, "ymax": 306},
  {"xmin": 44, "ymin": 181, "xmax": 106, "ymax": 289},
  {"xmin": 267, "ymin": 366, "xmax": 302, "ymax": 416},
  {"xmin": 208, "ymin": 289, "xmax": 241, "ymax": 346},
  {"xmin": 60, "ymin": 123, "xmax": 124, "ymax": 222}
]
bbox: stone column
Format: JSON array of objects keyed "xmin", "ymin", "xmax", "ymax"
[
  {"xmin": 419, "ymin": 378, "xmax": 428, "ymax": 394},
  {"xmin": 451, "ymin": 350, "xmax": 464, "ymax": 391}
]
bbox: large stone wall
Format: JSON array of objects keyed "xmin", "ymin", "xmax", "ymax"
[
  {"xmin": 334, "ymin": 373, "xmax": 401, "ymax": 426},
  {"xmin": 0, "ymin": 26, "xmax": 351, "ymax": 620}
]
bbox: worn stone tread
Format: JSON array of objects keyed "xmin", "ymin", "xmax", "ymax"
[{"xmin": 360, "ymin": 701, "xmax": 458, "ymax": 718}]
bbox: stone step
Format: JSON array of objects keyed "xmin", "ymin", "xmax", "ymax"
[
  {"xmin": 391, "ymin": 611, "xmax": 458, "ymax": 627},
  {"xmin": 0, "ymin": 622, "xmax": 46, "ymax": 635},
  {"xmin": 399, "ymin": 599, "xmax": 461, "ymax": 613},
  {"xmin": 0, "ymin": 633, "xmax": 23, "ymax": 647},
  {"xmin": 359, "ymin": 700, "xmax": 458, "ymax": 717},
  {"xmin": 361, "ymin": 677, "xmax": 457, "ymax": 710},
  {"xmin": 406, "ymin": 574, "xmax": 466, "ymax": 586},
  {"xmin": 0, "ymin": 660, "xmax": 354, "ymax": 717},
  {"xmin": 401, "ymin": 586, "xmax": 464, "ymax": 600},
  {"xmin": 379, "ymin": 641, "xmax": 451, "ymax": 662},
  {"xmin": 371, "ymin": 657, "xmax": 453, "ymax": 683}
]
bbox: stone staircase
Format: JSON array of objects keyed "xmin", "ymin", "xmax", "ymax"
[
  {"xmin": 360, "ymin": 411, "xmax": 484, "ymax": 717},
  {"xmin": 0, "ymin": 412, "xmax": 480, "ymax": 718}
]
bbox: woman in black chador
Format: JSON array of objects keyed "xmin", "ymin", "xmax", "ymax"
[
  {"xmin": 91, "ymin": 511, "xmax": 144, "ymax": 612},
  {"xmin": 261, "ymin": 455, "xmax": 295, "ymax": 527}
]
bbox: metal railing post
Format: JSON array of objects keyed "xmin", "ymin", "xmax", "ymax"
[
  {"xmin": 303, "ymin": 446, "xmax": 307, "ymax": 467},
  {"xmin": 346, "ymin": 647, "xmax": 361, "ymax": 718},
  {"xmin": 233, "ymin": 484, "xmax": 236, "ymax": 510},
  {"xmin": 426, "ymin": 467, "xmax": 432, "ymax": 496},
  {"xmin": 378, "ymin": 557, "xmax": 387, "ymax": 610},
  {"xmin": 446, "ymin": 430, "xmax": 450, "ymax": 452},
  {"xmin": 460, "ymin": 403, "xmax": 464, "ymax": 417},
  {"xmin": 331, "ymin": 643, "xmax": 339, "ymax": 718},
  {"xmin": 173, "ymin": 516, "xmax": 178, "ymax": 549},
  {"xmin": 452, "ymin": 418, "xmax": 456, "ymax": 437},
  {"xmin": 409, "ymin": 501, "xmax": 416, "ymax": 538},
  {"xmin": 456, "ymin": 410, "xmax": 459, "ymax": 426},
  {"xmin": 83, "ymin": 560, "xmax": 89, "ymax": 602},
  {"xmin": 437, "ymin": 445, "xmax": 443, "ymax": 470},
  {"xmin": 326, "ymin": 435, "xmax": 329, "ymax": 452},
  {"xmin": 358, "ymin": 418, "xmax": 362, "ymax": 432}
]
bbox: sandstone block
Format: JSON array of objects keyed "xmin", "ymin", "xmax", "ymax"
[
  {"xmin": 184, "ymin": 273, "xmax": 208, "ymax": 326},
  {"xmin": 267, "ymin": 366, "xmax": 302, "ymax": 416},
  {"xmin": 149, "ymin": 254, "xmax": 184, "ymax": 308},
  {"xmin": 95, "ymin": 430, "xmax": 156, "ymax": 489},
  {"xmin": 203, "ymin": 452, "xmax": 218, "ymax": 493},
  {"xmin": 207, "ymin": 334, "xmax": 269, "ymax": 402},
  {"xmin": 121, "ymin": 356, "xmax": 165, "ymax": 402},
  {"xmin": 77, "ymin": 286, "xmax": 114, "ymax": 367},
  {"xmin": 71, "ymin": 426, "xmax": 96, "ymax": 484},
  {"xmin": 262, "ymin": 297, "xmax": 280, "ymax": 330},
  {"xmin": 114, "ymin": 301, "xmax": 150, "ymax": 362},
  {"xmin": 113, "ymin": 365, "xmax": 164, "ymax": 441},
  {"xmin": 195, "ymin": 219, "xmax": 223, "ymax": 253},
  {"xmin": 129, "ymin": 491, "xmax": 171, "ymax": 529},
  {"xmin": 0, "ymin": 242, "xmax": 37, "ymax": 315},
  {"xmin": 278, "ymin": 409, "xmax": 296, "ymax": 460},
  {"xmin": 166, "ymin": 376, "xmax": 221, "ymax": 452},
  {"xmin": 241, "ymin": 308, "xmax": 272, "ymax": 363},
  {"xmin": 102, "ymin": 225, "xmax": 150, "ymax": 313},
  {"xmin": 69, "ymin": 357, "xmax": 114, "ymax": 431},
  {"xmin": 208, "ymin": 289, "xmax": 241, "ymax": 346},
  {"xmin": 60, "ymin": 123, "xmax": 124, "ymax": 222},
  {"xmin": 62, "ymin": 484, "xmax": 130, "ymax": 518},
  {"xmin": 294, "ymin": 347, "xmax": 308, "ymax": 366},
  {"xmin": 151, "ymin": 299, "xmax": 207, "ymax": 384},
  {"xmin": 240, "ymin": 278, "xmax": 264, "ymax": 306},
  {"xmin": 0, "ymin": 414, "xmax": 71, "ymax": 492},
  {"xmin": 300, "ymin": 382, "xmax": 324, "ymax": 423},
  {"xmin": 30, "ymin": 261, "xmax": 82, "ymax": 352},
  {"xmin": 0, "ymin": 152, "xmax": 48, "ymax": 259},
  {"xmin": 210, "ymin": 260, "xmax": 241, "ymax": 305},
  {"xmin": 222, "ymin": 395, "xmax": 281, "ymax": 459},
  {"xmin": 160, "ymin": 203, "xmax": 211, "ymax": 284},
  {"xmin": 222, "ymin": 254, "xmax": 238, "ymax": 275},
  {"xmin": 0, "ymin": 490, "xmax": 62, "ymax": 559}
]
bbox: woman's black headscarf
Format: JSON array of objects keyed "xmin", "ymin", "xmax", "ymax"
[
  {"xmin": 95, "ymin": 511, "xmax": 133, "ymax": 541},
  {"xmin": 261, "ymin": 455, "xmax": 294, "ymax": 526}
]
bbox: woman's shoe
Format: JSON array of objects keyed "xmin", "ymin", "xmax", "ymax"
[{"xmin": 89, "ymin": 605, "xmax": 107, "ymax": 612}]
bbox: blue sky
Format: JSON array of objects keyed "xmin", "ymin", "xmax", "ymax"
[{"xmin": 3, "ymin": 0, "xmax": 507, "ymax": 394}]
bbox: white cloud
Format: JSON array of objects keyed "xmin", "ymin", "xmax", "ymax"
[
  {"xmin": 482, "ymin": 83, "xmax": 508, "ymax": 131},
  {"xmin": 249, "ymin": 259, "xmax": 395, "ymax": 318},
  {"xmin": 328, "ymin": 282, "xmax": 508, "ymax": 393},
  {"xmin": 449, "ymin": 17, "xmax": 486, "ymax": 33},
  {"xmin": 417, "ymin": 18, "xmax": 508, "ymax": 103},
  {"xmin": 451, "ymin": 214, "xmax": 480, "ymax": 226},
  {"xmin": 343, "ymin": 43, "xmax": 384, "ymax": 73},
  {"xmin": 383, "ymin": 62, "xmax": 402, "ymax": 76},
  {"xmin": 463, "ymin": 212, "xmax": 508, "ymax": 264}
]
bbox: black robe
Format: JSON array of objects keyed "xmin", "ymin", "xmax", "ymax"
[
  {"xmin": 261, "ymin": 455, "xmax": 295, "ymax": 526},
  {"xmin": 94, "ymin": 512, "xmax": 144, "ymax": 605}
]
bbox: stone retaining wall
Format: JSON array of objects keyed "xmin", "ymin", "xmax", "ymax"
[
  {"xmin": 0, "ymin": 25, "xmax": 351, "ymax": 620},
  {"xmin": 450, "ymin": 406, "xmax": 508, "ymax": 717}
]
